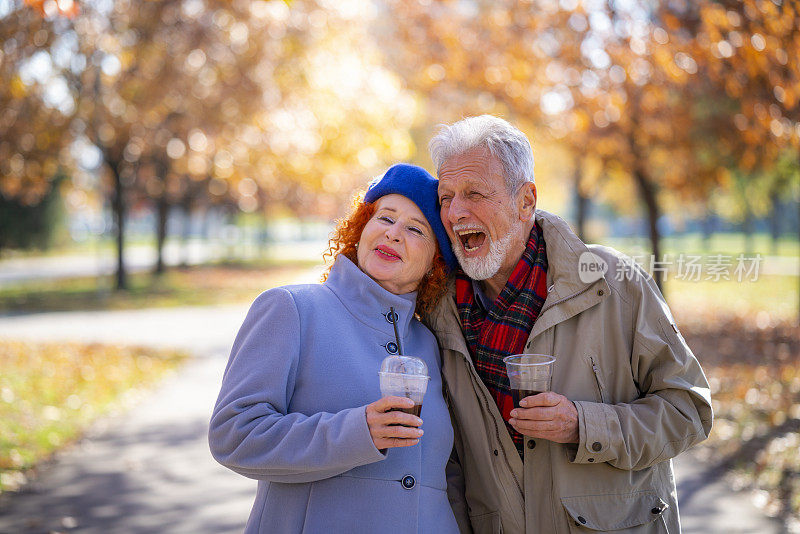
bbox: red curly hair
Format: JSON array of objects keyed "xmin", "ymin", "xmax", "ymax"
[{"xmin": 323, "ymin": 191, "xmax": 449, "ymax": 317}]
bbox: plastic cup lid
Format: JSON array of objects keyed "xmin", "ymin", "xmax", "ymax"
[{"xmin": 380, "ymin": 355, "xmax": 428, "ymax": 377}]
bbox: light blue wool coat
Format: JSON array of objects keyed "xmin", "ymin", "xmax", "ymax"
[{"xmin": 209, "ymin": 255, "xmax": 459, "ymax": 534}]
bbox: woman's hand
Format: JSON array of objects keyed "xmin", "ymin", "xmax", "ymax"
[{"xmin": 365, "ymin": 396, "xmax": 424, "ymax": 450}]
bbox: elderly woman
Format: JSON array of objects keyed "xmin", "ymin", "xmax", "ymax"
[{"xmin": 209, "ymin": 164, "xmax": 461, "ymax": 533}]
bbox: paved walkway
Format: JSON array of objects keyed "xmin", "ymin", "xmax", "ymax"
[{"xmin": 0, "ymin": 266, "xmax": 783, "ymax": 533}]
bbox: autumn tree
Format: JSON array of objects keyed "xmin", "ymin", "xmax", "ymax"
[
  {"xmin": 673, "ymin": 0, "xmax": 799, "ymax": 318},
  {"xmin": 52, "ymin": 0, "xmax": 295, "ymax": 285},
  {"xmin": 0, "ymin": 1, "xmax": 73, "ymax": 251},
  {"xmin": 384, "ymin": 0, "xmax": 723, "ymax": 289},
  {"xmin": 9, "ymin": 0, "xmax": 435, "ymax": 282},
  {"xmin": 685, "ymin": 1, "xmax": 799, "ymax": 242}
]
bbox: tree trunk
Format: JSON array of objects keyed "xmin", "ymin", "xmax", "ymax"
[
  {"xmin": 634, "ymin": 168, "xmax": 663, "ymax": 292},
  {"xmin": 572, "ymin": 156, "xmax": 588, "ymax": 241},
  {"xmin": 258, "ymin": 219, "xmax": 269, "ymax": 259},
  {"xmin": 109, "ymin": 162, "xmax": 127, "ymax": 290},
  {"xmin": 701, "ymin": 211, "xmax": 714, "ymax": 250},
  {"xmin": 202, "ymin": 206, "xmax": 218, "ymax": 262},
  {"xmin": 626, "ymin": 95, "xmax": 663, "ymax": 292},
  {"xmin": 575, "ymin": 190, "xmax": 589, "ymax": 242},
  {"xmin": 201, "ymin": 206, "xmax": 212, "ymax": 240},
  {"xmin": 769, "ymin": 191, "xmax": 781, "ymax": 255},
  {"xmin": 742, "ymin": 206, "xmax": 754, "ymax": 256},
  {"xmin": 154, "ymin": 194, "xmax": 169, "ymax": 275},
  {"xmin": 180, "ymin": 198, "xmax": 192, "ymax": 268},
  {"xmin": 153, "ymin": 159, "xmax": 170, "ymax": 275}
]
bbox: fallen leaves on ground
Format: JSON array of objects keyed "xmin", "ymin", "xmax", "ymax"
[
  {"xmin": 680, "ymin": 311, "xmax": 800, "ymax": 523},
  {"xmin": 0, "ymin": 340, "xmax": 187, "ymax": 493}
]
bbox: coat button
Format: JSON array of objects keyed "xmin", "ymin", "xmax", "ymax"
[
  {"xmin": 385, "ymin": 311, "xmax": 398, "ymax": 323},
  {"xmin": 577, "ymin": 516, "xmax": 587, "ymax": 524},
  {"xmin": 385, "ymin": 342, "xmax": 398, "ymax": 354},
  {"xmin": 651, "ymin": 507, "xmax": 662, "ymax": 514},
  {"xmin": 493, "ymin": 449, "xmax": 498, "ymax": 456},
  {"xmin": 587, "ymin": 458, "xmax": 595, "ymax": 462},
  {"xmin": 527, "ymin": 440, "xmax": 536, "ymax": 449},
  {"xmin": 592, "ymin": 441, "xmax": 602, "ymax": 452},
  {"xmin": 401, "ymin": 475, "xmax": 416, "ymax": 489},
  {"xmin": 598, "ymin": 289, "xmax": 604, "ymax": 296}
]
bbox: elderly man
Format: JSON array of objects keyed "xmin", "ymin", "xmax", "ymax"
[{"xmin": 426, "ymin": 115, "xmax": 712, "ymax": 534}]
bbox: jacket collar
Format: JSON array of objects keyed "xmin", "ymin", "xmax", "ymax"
[
  {"xmin": 531, "ymin": 209, "xmax": 609, "ymax": 336},
  {"xmin": 326, "ymin": 255, "xmax": 417, "ymax": 338},
  {"xmin": 426, "ymin": 277, "xmax": 467, "ymax": 353},
  {"xmin": 427, "ymin": 209, "xmax": 609, "ymax": 346}
]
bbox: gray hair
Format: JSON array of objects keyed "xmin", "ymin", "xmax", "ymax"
[{"xmin": 428, "ymin": 115, "xmax": 535, "ymax": 193}]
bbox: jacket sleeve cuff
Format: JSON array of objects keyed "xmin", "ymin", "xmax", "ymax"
[
  {"xmin": 571, "ymin": 400, "xmax": 616, "ymax": 464},
  {"xmin": 349, "ymin": 405, "xmax": 387, "ymax": 463}
]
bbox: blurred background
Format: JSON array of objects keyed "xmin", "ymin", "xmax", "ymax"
[{"xmin": 0, "ymin": 0, "xmax": 798, "ymax": 532}]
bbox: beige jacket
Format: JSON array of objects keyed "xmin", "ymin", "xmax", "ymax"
[{"xmin": 427, "ymin": 210, "xmax": 713, "ymax": 534}]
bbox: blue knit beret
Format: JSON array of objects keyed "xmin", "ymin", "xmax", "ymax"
[{"xmin": 364, "ymin": 163, "xmax": 457, "ymax": 272}]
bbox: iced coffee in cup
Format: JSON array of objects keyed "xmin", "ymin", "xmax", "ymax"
[
  {"xmin": 503, "ymin": 354, "xmax": 555, "ymax": 407},
  {"xmin": 379, "ymin": 355, "xmax": 429, "ymax": 418}
]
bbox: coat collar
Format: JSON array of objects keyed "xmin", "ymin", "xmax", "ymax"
[
  {"xmin": 326, "ymin": 255, "xmax": 417, "ymax": 339},
  {"xmin": 535, "ymin": 209, "xmax": 606, "ymax": 302},
  {"xmin": 427, "ymin": 209, "xmax": 609, "ymax": 346},
  {"xmin": 529, "ymin": 209, "xmax": 609, "ymax": 338}
]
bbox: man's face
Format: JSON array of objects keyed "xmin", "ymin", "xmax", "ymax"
[{"xmin": 437, "ymin": 147, "xmax": 528, "ymax": 280}]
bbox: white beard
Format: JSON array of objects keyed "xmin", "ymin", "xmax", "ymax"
[{"xmin": 452, "ymin": 219, "xmax": 523, "ymax": 281}]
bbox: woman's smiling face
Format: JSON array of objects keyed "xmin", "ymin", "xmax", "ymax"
[{"xmin": 356, "ymin": 194, "xmax": 437, "ymax": 295}]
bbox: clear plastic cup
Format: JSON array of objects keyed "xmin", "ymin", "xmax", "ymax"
[
  {"xmin": 379, "ymin": 355, "xmax": 429, "ymax": 417},
  {"xmin": 502, "ymin": 354, "xmax": 555, "ymax": 407}
]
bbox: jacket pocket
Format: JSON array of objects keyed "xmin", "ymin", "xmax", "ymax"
[
  {"xmin": 586, "ymin": 355, "xmax": 606, "ymax": 403},
  {"xmin": 561, "ymin": 491, "xmax": 668, "ymax": 532},
  {"xmin": 469, "ymin": 510, "xmax": 503, "ymax": 534}
]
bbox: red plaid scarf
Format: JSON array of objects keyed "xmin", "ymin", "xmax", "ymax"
[{"xmin": 455, "ymin": 223, "xmax": 548, "ymax": 458}]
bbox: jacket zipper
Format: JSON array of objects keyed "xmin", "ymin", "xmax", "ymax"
[
  {"xmin": 474, "ymin": 373, "xmax": 523, "ymax": 494},
  {"xmin": 589, "ymin": 355, "xmax": 605, "ymax": 403},
  {"xmin": 443, "ymin": 296, "xmax": 528, "ymax": 497},
  {"xmin": 453, "ymin": 349, "xmax": 523, "ymax": 496}
]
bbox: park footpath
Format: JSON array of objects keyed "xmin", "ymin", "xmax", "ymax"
[{"xmin": 0, "ymin": 265, "xmax": 783, "ymax": 533}]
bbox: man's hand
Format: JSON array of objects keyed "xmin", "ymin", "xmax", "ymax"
[{"xmin": 508, "ymin": 391, "xmax": 579, "ymax": 444}]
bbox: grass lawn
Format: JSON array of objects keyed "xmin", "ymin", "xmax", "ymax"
[
  {"xmin": 0, "ymin": 259, "xmax": 322, "ymax": 313},
  {"xmin": 604, "ymin": 232, "xmax": 800, "ymax": 258},
  {"xmin": 0, "ymin": 341, "xmax": 188, "ymax": 494},
  {"xmin": 0, "ymin": 236, "xmax": 165, "ymax": 259},
  {"xmin": 666, "ymin": 274, "xmax": 799, "ymax": 324}
]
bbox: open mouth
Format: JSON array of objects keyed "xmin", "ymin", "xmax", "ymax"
[{"xmin": 457, "ymin": 229, "xmax": 487, "ymax": 252}]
